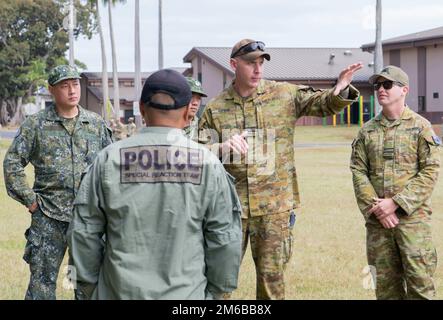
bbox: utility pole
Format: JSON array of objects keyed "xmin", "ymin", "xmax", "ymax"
[
  {"xmin": 374, "ymin": 0, "xmax": 383, "ymax": 115},
  {"xmin": 134, "ymin": 0, "xmax": 142, "ymax": 127},
  {"xmin": 158, "ymin": 0, "xmax": 164, "ymax": 69}
]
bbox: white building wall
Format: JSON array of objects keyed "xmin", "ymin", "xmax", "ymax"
[
  {"xmin": 201, "ymin": 59, "xmax": 226, "ymax": 104},
  {"xmin": 383, "ymin": 52, "xmax": 389, "ymax": 65},
  {"xmin": 399, "ymin": 48, "xmax": 418, "ymax": 111},
  {"xmin": 426, "ymin": 45, "xmax": 443, "ymax": 112}
]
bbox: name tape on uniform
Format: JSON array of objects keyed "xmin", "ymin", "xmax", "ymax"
[{"xmin": 120, "ymin": 145, "xmax": 203, "ymax": 185}]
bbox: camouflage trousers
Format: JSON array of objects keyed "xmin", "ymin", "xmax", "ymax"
[
  {"xmin": 366, "ymin": 219, "xmax": 437, "ymax": 300},
  {"xmin": 226, "ymin": 210, "xmax": 295, "ymax": 300},
  {"xmin": 23, "ymin": 208, "xmax": 70, "ymax": 300}
]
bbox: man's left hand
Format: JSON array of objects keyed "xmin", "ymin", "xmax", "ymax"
[
  {"xmin": 368, "ymin": 198, "xmax": 399, "ymax": 220},
  {"xmin": 333, "ymin": 62, "xmax": 364, "ymax": 95}
]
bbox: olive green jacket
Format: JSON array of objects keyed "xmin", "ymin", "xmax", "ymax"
[{"xmin": 68, "ymin": 127, "xmax": 242, "ymax": 299}]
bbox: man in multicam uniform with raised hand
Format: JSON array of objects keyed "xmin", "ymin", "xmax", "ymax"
[
  {"xmin": 3, "ymin": 65, "xmax": 113, "ymax": 300},
  {"xmin": 350, "ymin": 65, "xmax": 441, "ymax": 299},
  {"xmin": 198, "ymin": 39, "xmax": 362, "ymax": 299}
]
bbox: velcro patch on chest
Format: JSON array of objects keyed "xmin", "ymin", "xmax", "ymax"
[
  {"xmin": 43, "ymin": 122, "xmax": 65, "ymax": 135},
  {"xmin": 120, "ymin": 145, "xmax": 203, "ymax": 184}
]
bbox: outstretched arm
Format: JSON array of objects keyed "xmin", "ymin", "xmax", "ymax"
[{"xmin": 333, "ymin": 62, "xmax": 364, "ymax": 96}]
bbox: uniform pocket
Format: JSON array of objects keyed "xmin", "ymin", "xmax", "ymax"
[
  {"xmin": 282, "ymin": 211, "xmax": 296, "ymax": 265},
  {"xmin": 423, "ymin": 247, "xmax": 437, "ymax": 277},
  {"xmin": 23, "ymin": 227, "xmax": 42, "ymax": 264}
]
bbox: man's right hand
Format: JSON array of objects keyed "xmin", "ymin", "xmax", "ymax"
[
  {"xmin": 379, "ymin": 212, "xmax": 399, "ymax": 229},
  {"xmin": 28, "ymin": 202, "xmax": 38, "ymax": 214},
  {"xmin": 220, "ymin": 131, "xmax": 249, "ymax": 155}
]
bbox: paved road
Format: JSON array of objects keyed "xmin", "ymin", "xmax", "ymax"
[{"xmin": 0, "ymin": 130, "xmax": 18, "ymax": 139}]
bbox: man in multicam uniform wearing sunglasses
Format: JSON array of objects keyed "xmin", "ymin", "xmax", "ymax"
[
  {"xmin": 198, "ymin": 38, "xmax": 363, "ymax": 299},
  {"xmin": 351, "ymin": 65, "xmax": 441, "ymax": 299}
]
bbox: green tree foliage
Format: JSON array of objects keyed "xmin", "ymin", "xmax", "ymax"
[{"xmin": 0, "ymin": 0, "xmax": 96, "ymax": 126}]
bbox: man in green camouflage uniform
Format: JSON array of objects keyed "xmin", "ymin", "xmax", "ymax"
[
  {"xmin": 199, "ymin": 39, "xmax": 362, "ymax": 299},
  {"xmin": 68, "ymin": 69, "xmax": 241, "ymax": 299},
  {"xmin": 3, "ymin": 65, "xmax": 113, "ymax": 300},
  {"xmin": 350, "ymin": 66, "xmax": 441, "ymax": 299},
  {"xmin": 184, "ymin": 77, "xmax": 207, "ymax": 140}
]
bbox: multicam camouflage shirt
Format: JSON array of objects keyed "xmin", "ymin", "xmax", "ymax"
[
  {"xmin": 3, "ymin": 104, "xmax": 113, "ymax": 222},
  {"xmin": 350, "ymin": 106, "xmax": 441, "ymax": 223},
  {"xmin": 199, "ymin": 79, "xmax": 359, "ymax": 218}
]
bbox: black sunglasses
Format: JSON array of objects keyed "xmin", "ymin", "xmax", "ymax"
[
  {"xmin": 373, "ymin": 81, "xmax": 403, "ymax": 91},
  {"xmin": 231, "ymin": 41, "xmax": 265, "ymax": 58}
]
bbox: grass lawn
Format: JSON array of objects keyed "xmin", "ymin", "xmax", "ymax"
[{"xmin": 1, "ymin": 125, "xmax": 442, "ymax": 300}]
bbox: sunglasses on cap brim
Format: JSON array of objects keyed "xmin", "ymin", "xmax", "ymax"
[{"xmin": 231, "ymin": 41, "xmax": 266, "ymax": 59}]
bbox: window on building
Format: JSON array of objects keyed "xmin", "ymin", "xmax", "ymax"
[
  {"xmin": 433, "ymin": 92, "xmax": 439, "ymax": 99},
  {"xmin": 418, "ymin": 96, "xmax": 426, "ymax": 112},
  {"xmin": 389, "ymin": 50, "xmax": 401, "ymax": 67}
]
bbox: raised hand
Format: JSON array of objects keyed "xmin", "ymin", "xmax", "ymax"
[{"xmin": 333, "ymin": 62, "xmax": 364, "ymax": 95}]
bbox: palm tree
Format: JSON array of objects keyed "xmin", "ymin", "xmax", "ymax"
[
  {"xmin": 158, "ymin": 0, "xmax": 164, "ymax": 69},
  {"xmin": 374, "ymin": 0, "xmax": 383, "ymax": 115},
  {"xmin": 134, "ymin": 0, "xmax": 142, "ymax": 127},
  {"xmin": 68, "ymin": 0, "xmax": 75, "ymax": 66},
  {"xmin": 94, "ymin": 0, "xmax": 109, "ymax": 120},
  {"xmin": 107, "ymin": 0, "xmax": 126, "ymax": 120}
]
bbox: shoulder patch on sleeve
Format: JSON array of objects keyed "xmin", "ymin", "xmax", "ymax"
[
  {"xmin": 432, "ymin": 135, "xmax": 442, "ymax": 146},
  {"xmin": 421, "ymin": 126, "xmax": 441, "ymax": 146}
]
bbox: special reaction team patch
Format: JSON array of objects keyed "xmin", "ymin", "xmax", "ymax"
[{"xmin": 120, "ymin": 145, "xmax": 203, "ymax": 184}]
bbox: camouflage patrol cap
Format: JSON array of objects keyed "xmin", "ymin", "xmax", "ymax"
[
  {"xmin": 230, "ymin": 39, "xmax": 270, "ymax": 61},
  {"xmin": 48, "ymin": 65, "xmax": 81, "ymax": 86},
  {"xmin": 369, "ymin": 65, "xmax": 409, "ymax": 86},
  {"xmin": 186, "ymin": 77, "xmax": 207, "ymax": 97}
]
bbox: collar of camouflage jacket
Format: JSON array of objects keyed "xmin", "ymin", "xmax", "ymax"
[
  {"xmin": 375, "ymin": 105, "xmax": 414, "ymax": 127},
  {"xmin": 45, "ymin": 104, "xmax": 90, "ymax": 123},
  {"xmin": 225, "ymin": 79, "xmax": 267, "ymax": 104}
]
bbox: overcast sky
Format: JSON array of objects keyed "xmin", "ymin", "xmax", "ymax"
[{"xmin": 73, "ymin": 0, "xmax": 443, "ymax": 72}]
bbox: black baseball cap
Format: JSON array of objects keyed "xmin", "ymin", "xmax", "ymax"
[{"xmin": 140, "ymin": 69, "xmax": 192, "ymax": 110}]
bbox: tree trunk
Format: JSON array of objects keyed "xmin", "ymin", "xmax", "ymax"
[
  {"xmin": 134, "ymin": 0, "xmax": 142, "ymax": 128},
  {"xmin": 108, "ymin": 2, "xmax": 120, "ymax": 120},
  {"xmin": 0, "ymin": 100, "xmax": 9, "ymax": 127},
  {"xmin": 374, "ymin": 0, "xmax": 383, "ymax": 115},
  {"xmin": 8, "ymin": 97, "xmax": 25, "ymax": 126},
  {"xmin": 96, "ymin": 0, "xmax": 109, "ymax": 120}
]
